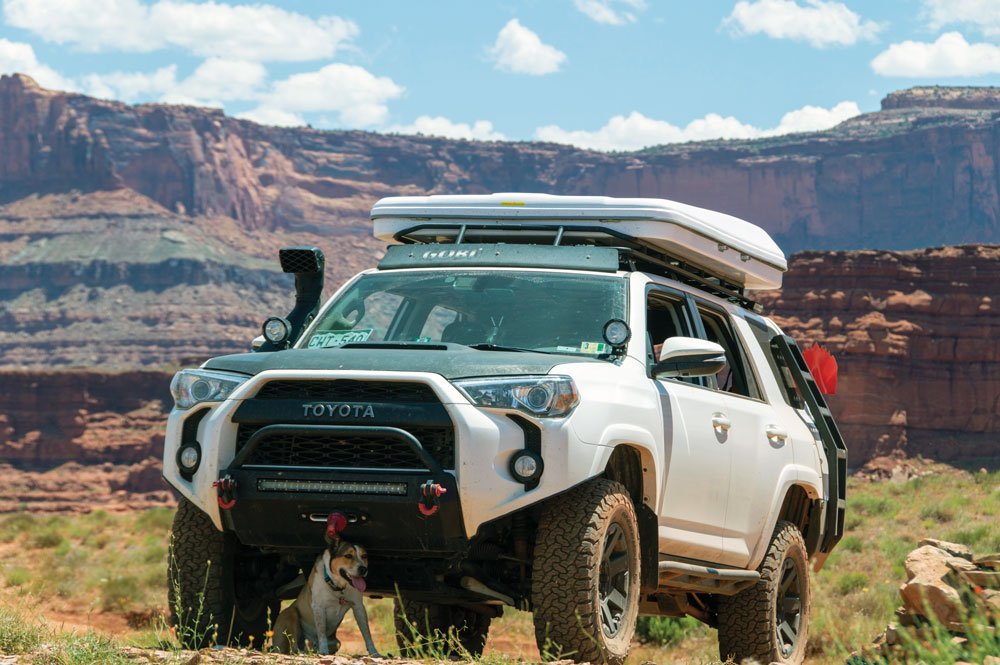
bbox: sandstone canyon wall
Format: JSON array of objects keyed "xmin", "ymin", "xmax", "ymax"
[{"xmin": 1, "ymin": 75, "xmax": 999, "ymax": 504}]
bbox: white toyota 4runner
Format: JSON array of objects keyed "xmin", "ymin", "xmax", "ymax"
[{"xmin": 163, "ymin": 194, "xmax": 846, "ymax": 665}]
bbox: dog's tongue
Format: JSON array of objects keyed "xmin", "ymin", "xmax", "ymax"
[{"xmin": 351, "ymin": 576, "xmax": 366, "ymax": 593}]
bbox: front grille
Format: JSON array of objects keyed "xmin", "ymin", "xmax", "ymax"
[
  {"xmin": 236, "ymin": 424, "xmax": 455, "ymax": 470},
  {"xmin": 254, "ymin": 380, "xmax": 437, "ymax": 403}
]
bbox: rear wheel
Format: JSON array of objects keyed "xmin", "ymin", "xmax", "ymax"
[
  {"xmin": 717, "ymin": 521, "xmax": 811, "ymax": 664},
  {"xmin": 531, "ymin": 478, "xmax": 640, "ymax": 665},
  {"xmin": 168, "ymin": 498, "xmax": 277, "ymax": 649},
  {"xmin": 393, "ymin": 598, "xmax": 493, "ymax": 658}
]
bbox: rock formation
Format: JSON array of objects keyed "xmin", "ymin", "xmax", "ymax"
[
  {"xmin": 1, "ymin": 75, "xmax": 999, "ymax": 506},
  {"xmin": 757, "ymin": 245, "xmax": 1000, "ymax": 463}
]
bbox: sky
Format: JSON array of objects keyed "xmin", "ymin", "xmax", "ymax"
[{"xmin": 2, "ymin": 0, "xmax": 1000, "ymax": 151}]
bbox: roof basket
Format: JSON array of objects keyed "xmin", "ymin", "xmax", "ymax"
[{"xmin": 391, "ymin": 222, "xmax": 764, "ymax": 313}]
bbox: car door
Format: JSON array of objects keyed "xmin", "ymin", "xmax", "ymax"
[
  {"xmin": 647, "ymin": 287, "xmax": 731, "ymax": 562},
  {"xmin": 691, "ymin": 302, "xmax": 795, "ymax": 568}
]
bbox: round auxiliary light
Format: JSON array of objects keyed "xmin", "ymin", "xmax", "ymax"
[
  {"xmin": 509, "ymin": 450, "xmax": 544, "ymax": 484},
  {"xmin": 262, "ymin": 316, "xmax": 291, "ymax": 344},
  {"xmin": 603, "ymin": 319, "xmax": 631, "ymax": 347},
  {"xmin": 177, "ymin": 442, "xmax": 201, "ymax": 475}
]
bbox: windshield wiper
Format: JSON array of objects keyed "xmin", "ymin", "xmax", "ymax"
[{"xmin": 466, "ymin": 343, "xmax": 553, "ymax": 354}]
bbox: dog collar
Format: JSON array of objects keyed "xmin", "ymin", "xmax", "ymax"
[{"xmin": 323, "ymin": 564, "xmax": 346, "ymax": 593}]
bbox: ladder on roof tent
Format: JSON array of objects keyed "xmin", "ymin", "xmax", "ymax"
[{"xmin": 770, "ymin": 335, "xmax": 847, "ymax": 555}]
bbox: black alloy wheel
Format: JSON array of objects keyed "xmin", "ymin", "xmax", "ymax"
[
  {"xmin": 776, "ymin": 557, "xmax": 803, "ymax": 657},
  {"xmin": 598, "ymin": 522, "xmax": 632, "ymax": 637}
]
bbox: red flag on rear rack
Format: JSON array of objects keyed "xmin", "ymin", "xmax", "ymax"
[{"xmin": 802, "ymin": 345, "xmax": 838, "ymax": 395}]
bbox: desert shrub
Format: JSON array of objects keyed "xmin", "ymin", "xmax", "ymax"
[
  {"xmin": 29, "ymin": 524, "xmax": 66, "ymax": 549},
  {"xmin": 919, "ymin": 505, "xmax": 955, "ymax": 523},
  {"xmin": 635, "ymin": 615, "xmax": 704, "ymax": 645},
  {"xmin": 946, "ymin": 524, "xmax": 993, "ymax": 549},
  {"xmin": 840, "ymin": 535, "xmax": 864, "ymax": 553},
  {"xmin": 0, "ymin": 513, "xmax": 36, "ymax": 543},
  {"xmin": 100, "ymin": 575, "xmax": 139, "ymax": 612},
  {"xmin": 852, "ymin": 495, "xmax": 897, "ymax": 518},
  {"xmin": 5, "ymin": 567, "xmax": 31, "ymax": 587},
  {"xmin": 834, "ymin": 572, "xmax": 869, "ymax": 596},
  {"xmin": 42, "ymin": 631, "xmax": 131, "ymax": 665},
  {"xmin": 0, "ymin": 605, "xmax": 44, "ymax": 653}
]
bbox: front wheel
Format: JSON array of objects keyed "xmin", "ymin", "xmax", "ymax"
[
  {"xmin": 531, "ymin": 478, "xmax": 640, "ymax": 665},
  {"xmin": 717, "ymin": 521, "xmax": 811, "ymax": 664},
  {"xmin": 167, "ymin": 498, "xmax": 277, "ymax": 649}
]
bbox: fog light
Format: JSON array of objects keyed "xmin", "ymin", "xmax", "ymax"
[
  {"xmin": 509, "ymin": 450, "xmax": 544, "ymax": 484},
  {"xmin": 177, "ymin": 442, "xmax": 201, "ymax": 476}
]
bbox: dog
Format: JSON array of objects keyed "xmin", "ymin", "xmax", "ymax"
[{"xmin": 272, "ymin": 537, "xmax": 381, "ymax": 656}]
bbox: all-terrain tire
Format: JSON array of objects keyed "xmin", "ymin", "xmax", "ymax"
[
  {"xmin": 168, "ymin": 498, "xmax": 276, "ymax": 649},
  {"xmin": 393, "ymin": 598, "xmax": 493, "ymax": 658},
  {"xmin": 717, "ymin": 520, "xmax": 811, "ymax": 665},
  {"xmin": 531, "ymin": 478, "xmax": 640, "ymax": 665}
]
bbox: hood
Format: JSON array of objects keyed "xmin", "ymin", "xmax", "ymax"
[{"xmin": 202, "ymin": 345, "xmax": 600, "ymax": 380}]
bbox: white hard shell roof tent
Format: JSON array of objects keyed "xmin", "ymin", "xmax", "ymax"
[{"xmin": 371, "ymin": 193, "xmax": 787, "ymax": 290}]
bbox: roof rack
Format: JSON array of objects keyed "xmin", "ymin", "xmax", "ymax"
[{"xmin": 391, "ymin": 222, "xmax": 764, "ymax": 313}]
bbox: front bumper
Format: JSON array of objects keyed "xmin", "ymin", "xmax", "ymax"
[
  {"xmin": 219, "ymin": 467, "xmax": 464, "ymax": 553},
  {"xmin": 163, "ymin": 369, "xmax": 602, "ymax": 546}
]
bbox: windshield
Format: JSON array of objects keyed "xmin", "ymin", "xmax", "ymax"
[{"xmin": 300, "ymin": 270, "xmax": 628, "ymax": 357}]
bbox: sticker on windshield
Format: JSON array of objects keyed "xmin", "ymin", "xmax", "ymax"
[
  {"xmin": 307, "ymin": 329, "xmax": 373, "ymax": 349},
  {"xmin": 580, "ymin": 341, "xmax": 609, "ymax": 354},
  {"xmin": 556, "ymin": 346, "xmax": 579, "ymax": 353}
]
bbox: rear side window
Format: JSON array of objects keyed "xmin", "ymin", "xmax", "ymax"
[
  {"xmin": 696, "ymin": 307, "xmax": 762, "ymax": 400},
  {"xmin": 745, "ymin": 316, "xmax": 806, "ymax": 409}
]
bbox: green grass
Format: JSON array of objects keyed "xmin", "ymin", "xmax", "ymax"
[
  {"xmin": 0, "ymin": 605, "xmax": 45, "ymax": 654},
  {"xmin": 0, "ymin": 465, "xmax": 998, "ymax": 664}
]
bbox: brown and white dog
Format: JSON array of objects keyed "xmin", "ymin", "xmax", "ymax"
[{"xmin": 272, "ymin": 538, "xmax": 381, "ymax": 656}]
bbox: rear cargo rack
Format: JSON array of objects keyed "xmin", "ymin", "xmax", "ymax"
[
  {"xmin": 770, "ymin": 335, "xmax": 847, "ymax": 554},
  {"xmin": 391, "ymin": 222, "xmax": 763, "ymax": 313}
]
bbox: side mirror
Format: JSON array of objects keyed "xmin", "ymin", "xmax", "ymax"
[{"xmin": 653, "ymin": 337, "xmax": 727, "ymax": 379}]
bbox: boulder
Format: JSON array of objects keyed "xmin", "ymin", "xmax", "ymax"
[
  {"xmin": 899, "ymin": 546, "xmax": 966, "ymax": 629},
  {"xmin": 919, "ymin": 538, "xmax": 974, "ymax": 561}
]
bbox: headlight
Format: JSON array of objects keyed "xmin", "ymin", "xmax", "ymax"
[
  {"xmin": 170, "ymin": 369, "xmax": 249, "ymax": 410},
  {"xmin": 454, "ymin": 375, "xmax": 579, "ymax": 417}
]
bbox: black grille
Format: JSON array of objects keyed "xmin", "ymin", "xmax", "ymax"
[
  {"xmin": 254, "ymin": 380, "xmax": 438, "ymax": 403},
  {"xmin": 236, "ymin": 425, "xmax": 455, "ymax": 469}
]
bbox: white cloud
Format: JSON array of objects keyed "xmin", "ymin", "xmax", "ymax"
[
  {"xmin": 489, "ymin": 19, "xmax": 566, "ymax": 75},
  {"xmin": 764, "ymin": 101, "xmax": 861, "ymax": 134},
  {"xmin": 574, "ymin": 0, "xmax": 647, "ymax": 26},
  {"xmin": 81, "ymin": 59, "xmax": 400, "ymax": 128},
  {"xmin": 923, "ymin": 0, "xmax": 1000, "ymax": 37},
  {"xmin": 237, "ymin": 107, "xmax": 305, "ymax": 128},
  {"xmin": 871, "ymin": 32, "xmax": 1000, "ymax": 77},
  {"xmin": 0, "ymin": 38, "xmax": 75, "ymax": 90},
  {"xmin": 164, "ymin": 58, "xmax": 267, "ymax": 105},
  {"xmin": 387, "ymin": 116, "xmax": 505, "ymax": 141},
  {"xmin": 534, "ymin": 101, "xmax": 860, "ymax": 151},
  {"xmin": 82, "ymin": 65, "xmax": 178, "ymax": 101},
  {"xmin": 724, "ymin": 0, "xmax": 882, "ymax": 48},
  {"xmin": 260, "ymin": 63, "xmax": 404, "ymax": 127},
  {"xmin": 2, "ymin": 0, "xmax": 358, "ymax": 62}
]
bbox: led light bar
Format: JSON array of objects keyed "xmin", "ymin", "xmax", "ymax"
[{"xmin": 257, "ymin": 478, "xmax": 408, "ymax": 496}]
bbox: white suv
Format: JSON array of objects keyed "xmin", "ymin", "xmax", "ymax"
[{"xmin": 163, "ymin": 194, "xmax": 846, "ymax": 665}]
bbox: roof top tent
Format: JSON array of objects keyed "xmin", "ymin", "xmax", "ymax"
[{"xmin": 371, "ymin": 193, "xmax": 787, "ymax": 291}]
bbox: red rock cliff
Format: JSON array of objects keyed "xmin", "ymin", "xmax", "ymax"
[{"xmin": 758, "ymin": 246, "xmax": 1000, "ymax": 463}]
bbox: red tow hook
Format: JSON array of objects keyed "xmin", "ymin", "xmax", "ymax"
[
  {"xmin": 213, "ymin": 475, "xmax": 238, "ymax": 510},
  {"xmin": 419, "ymin": 480, "xmax": 447, "ymax": 516}
]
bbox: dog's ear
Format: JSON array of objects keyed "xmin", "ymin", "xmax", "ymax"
[{"xmin": 331, "ymin": 540, "xmax": 353, "ymax": 558}]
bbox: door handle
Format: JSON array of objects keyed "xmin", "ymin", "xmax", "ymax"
[
  {"xmin": 765, "ymin": 425, "xmax": 788, "ymax": 444},
  {"xmin": 711, "ymin": 413, "xmax": 732, "ymax": 432}
]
